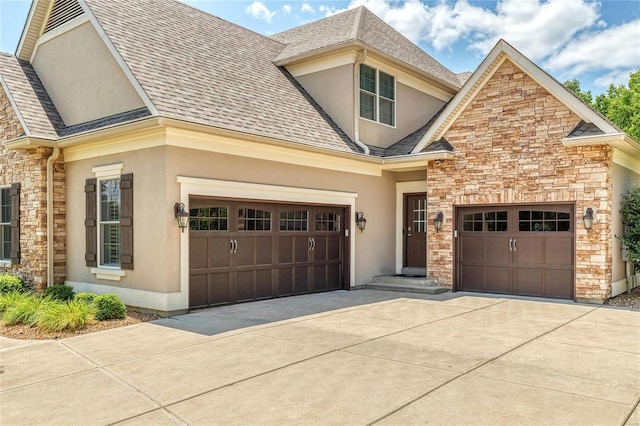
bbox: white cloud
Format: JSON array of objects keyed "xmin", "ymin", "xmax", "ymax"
[
  {"xmin": 301, "ymin": 3, "xmax": 316, "ymax": 13},
  {"xmin": 245, "ymin": 1, "xmax": 275, "ymax": 22},
  {"xmin": 545, "ymin": 20, "xmax": 640, "ymax": 76},
  {"xmin": 282, "ymin": 4, "xmax": 292, "ymax": 14},
  {"xmin": 593, "ymin": 68, "xmax": 637, "ymax": 88}
]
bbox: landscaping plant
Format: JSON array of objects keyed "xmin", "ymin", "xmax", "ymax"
[
  {"xmin": 0, "ymin": 274, "xmax": 26, "ymax": 294},
  {"xmin": 620, "ymin": 185, "xmax": 640, "ymax": 270},
  {"xmin": 74, "ymin": 292, "xmax": 97, "ymax": 305},
  {"xmin": 36, "ymin": 300, "xmax": 96, "ymax": 332},
  {"xmin": 94, "ymin": 293, "xmax": 126, "ymax": 320},
  {"xmin": 41, "ymin": 284, "xmax": 75, "ymax": 301},
  {"xmin": 2, "ymin": 293, "xmax": 56, "ymax": 327}
]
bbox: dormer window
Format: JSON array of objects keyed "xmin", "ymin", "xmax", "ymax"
[{"xmin": 359, "ymin": 64, "xmax": 395, "ymax": 126}]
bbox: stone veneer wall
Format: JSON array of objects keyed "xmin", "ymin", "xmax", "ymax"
[
  {"xmin": 0, "ymin": 87, "xmax": 66, "ymax": 289},
  {"xmin": 427, "ymin": 58, "xmax": 613, "ymax": 302}
]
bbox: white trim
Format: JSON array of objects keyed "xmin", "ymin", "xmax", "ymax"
[
  {"xmin": 16, "ymin": 0, "xmax": 40, "ymax": 58},
  {"xmin": 67, "ymin": 280, "xmax": 184, "ymax": 313},
  {"xmin": 90, "ymin": 267, "xmax": 126, "ymax": 281},
  {"xmin": 395, "ymin": 181, "xmax": 427, "ymax": 273},
  {"xmin": 613, "ymin": 149, "xmax": 640, "ymax": 172},
  {"xmin": 177, "ymin": 177, "xmax": 359, "ymax": 309},
  {"xmin": 92, "ymin": 162, "xmax": 123, "ymax": 178},
  {"xmin": 286, "ymin": 51, "xmax": 358, "ymax": 77},
  {"xmin": 29, "ymin": 15, "xmax": 90, "ymax": 63},
  {"xmin": 77, "ymin": 0, "xmax": 159, "ymax": 116}
]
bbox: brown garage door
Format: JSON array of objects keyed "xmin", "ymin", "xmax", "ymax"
[
  {"xmin": 189, "ymin": 199, "xmax": 346, "ymax": 308},
  {"xmin": 457, "ymin": 204, "xmax": 574, "ymax": 299}
]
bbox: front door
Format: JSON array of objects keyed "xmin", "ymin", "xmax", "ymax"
[{"xmin": 404, "ymin": 193, "xmax": 427, "ymax": 268}]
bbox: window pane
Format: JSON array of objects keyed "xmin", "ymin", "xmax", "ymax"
[
  {"xmin": 558, "ymin": 221, "xmax": 571, "ymax": 232},
  {"xmin": 379, "ymin": 98, "xmax": 395, "ymax": 126},
  {"xmin": 379, "ymin": 71, "xmax": 394, "ymax": 100},
  {"xmin": 100, "ymin": 179, "xmax": 121, "ymax": 221},
  {"xmin": 532, "ymin": 211, "xmax": 544, "ymax": 220},
  {"xmin": 101, "ymin": 223, "xmax": 120, "ymax": 265},
  {"xmin": 360, "ymin": 92, "xmax": 375, "ymax": 120},
  {"xmin": 558, "ymin": 212, "xmax": 570, "ymax": 220},
  {"xmin": 1, "ymin": 224, "xmax": 10, "ymax": 260},
  {"xmin": 497, "ymin": 211, "xmax": 508, "ymax": 220},
  {"xmin": 0, "ymin": 188, "xmax": 10, "ymax": 223},
  {"xmin": 544, "ymin": 211, "xmax": 557, "ymax": 220},
  {"xmin": 519, "ymin": 211, "xmax": 530, "ymax": 220},
  {"xmin": 485, "ymin": 212, "xmax": 496, "ymax": 220},
  {"xmin": 359, "ymin": 65, "xmax": 376, "ymax": 93},
  {"xmin": 497, "ymin": 222, "xmax": 508, "ymax": 232},
  {"xmin": 280, "ymin": 210, "xmax": 308, "ymax": 231}
]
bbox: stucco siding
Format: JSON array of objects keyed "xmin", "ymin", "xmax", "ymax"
[
  {"xmin": 426, "ymin": 59, "xmax": 614, "ymax": 302},
  {"xmin": 32, "ymin": 21, "xmax": 145, "ymax": 126}
]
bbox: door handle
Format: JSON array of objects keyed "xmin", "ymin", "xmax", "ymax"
[
  {"xmin": 513, "ymin": 239, "xmax": 517, "ymax": 252},
  {"xmin": 230, "ymin": 240, "xmax": 234, "ymax": 253},
  {"xmin": 509, "ymin": 239, "xmax": 513, "ymax": 251},
  {"xmin": 230, "ymin": 239, "xmax": 237, "ymax": 254},
  {"xmin": 309, "ymin": 237, "xmax": 313, "ymax": 251},
  {"xmin": 311, "ymin": 238, "xmax": 316, "ymax": 251}
]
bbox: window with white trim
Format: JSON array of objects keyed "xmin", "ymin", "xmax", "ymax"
[
  {"xmin": 359, "ymin": 64, "xmax": 395, "ymax": 126},
  {"xmin": 0, "ymin": 187, "xmax": 10, "ymax": 261},
  {"xmin": 99, "ymin": 178, "xmax": 121, "ymax": 266}
]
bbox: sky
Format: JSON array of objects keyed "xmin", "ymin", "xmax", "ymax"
[{"xmin": 0, "ymin": 0, "xmax": 639, "ymax": 96}]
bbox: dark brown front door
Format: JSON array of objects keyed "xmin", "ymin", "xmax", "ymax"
[
  {"xmin": 189, "ymin": 200, "xmax": 346, "ymax": 308},
  {"xmin": 457, "ymin": 204, "xmax": 574, "ymax": 299},
  {"xmin": 404, "ymin": 194, "xmax": 427, "ymax": 268}
]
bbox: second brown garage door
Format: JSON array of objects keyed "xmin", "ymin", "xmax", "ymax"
[
  {"xmin": 189, "ymin": 199, "xmax": 347, "ymax": 308},
  {"xmin": 457, "ymin": 204, "xmax": 575, "ymax": 299}
]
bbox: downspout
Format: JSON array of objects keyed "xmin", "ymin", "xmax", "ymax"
[
  {"xmin": 46, "ymin": 146, "xmax": 60, "ymax": 287},
  {"xmin": 353, "ymin": 49, "xmax": 370, "ymax": 155}
]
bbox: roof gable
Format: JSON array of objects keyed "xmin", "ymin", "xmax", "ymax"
[
  {"xmin": 271, "ymin": 6, "xmax": 461, "ymax": 90},
  {"xmin": 412, "ymin": 39, "xmax": 621, "ymax": 153}
]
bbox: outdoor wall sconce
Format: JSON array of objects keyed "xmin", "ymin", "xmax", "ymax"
[
  {"xmin": 355, "ymin": 212, "xmax": 367, "ymax": 233},
  {"xmin": 433, "ymin": 211, "xmax": 444, "ymax": 233},
  {"xmin": 174, "ymin": 203, "xmax": 189, "ymax": 233},
  {"xmin": 583, "ymin": 207, "xmax": 594, "ymax": 232}
]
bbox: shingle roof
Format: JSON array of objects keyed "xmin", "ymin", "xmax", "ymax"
[
  {"xmin": 567, "ymin": 120, "xmax": 605, "ymax": 138},
  {"xmin": 0, "ymin": 52, "xmax": 63, "ymax": 139},
  {"xmin": 84, "ymin": 0, "xmax": 359, "ymax": 154},
  {"xmin": 271, "ymin": 6, "xmax": 462, "ymax": 90},
  {"xmin": 58, "ymin": 107, "xmax": 151, "ymax": 137},
  {"xmin": 378, "ymin": 104, "xmax": 448, "ymax": 157}
]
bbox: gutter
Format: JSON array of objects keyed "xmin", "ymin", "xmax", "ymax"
[
  {"xmin": 353, "ymin": 48, "xmax": 370, "ymax": 155},
  {"xmin": 46, "ymin": 146, "xmax": 60, "ymax": 288},
  {"xmin": 561, "ymin": 132, "xmax": 640, "ymax": 156}
]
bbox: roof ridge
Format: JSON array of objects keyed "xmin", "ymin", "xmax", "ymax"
[{"xmin": 352, "ymin": 6, "xmax": 366, "ymax": 40}]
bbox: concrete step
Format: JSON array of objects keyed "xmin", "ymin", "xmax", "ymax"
[
  {"xmin": 401, "ymin": 267, "xmax": 427, "ymax": 276},
  {"xmin": 364, "ymin": 282, "xmax": 447, "ymax": 294},
  {"xmin": 372, "ymin": 274, "xmax": 437, "ymax": 286}
]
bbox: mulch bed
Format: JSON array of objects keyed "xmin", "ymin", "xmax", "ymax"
[
  {"xmin": 603, "ymin": 285, "xmax": 640, "ymax": 310},
  {"xmin": 0, "ymin": 310, "xmax": 160, "ymax": 341}
]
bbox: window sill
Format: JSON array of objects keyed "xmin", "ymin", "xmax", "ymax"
[{"xmin": 91, "ymin": 267, "xmax": 126, "ymax": 281}]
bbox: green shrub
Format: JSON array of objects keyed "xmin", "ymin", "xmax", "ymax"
[
  {"xmin": 0, "ymin": 274, "xmax": 26, "ymax": 294},
  {"xmin": 94, "ymin": 293, "xmax": 126, "ymax": 320},
  {"xmin": 2, "ymin": 294, "xmax": 56, "ymax": 326},
  {"xmin": 619, "ymin": 185, "xmax": 640, "ymax": 270},
  {"xmin": 74, "ymin": 292, "xmax": 97, "ymax": 305},
  {"xmin": 41, "ymin": 284, "xmax": 75, "ymax": 301},
  {"xmin": 0, "ymin": 291, "xmax": 32, "ymax": 314},
  {"xmin": 36, "ymin": 300, "xmax": 96, "ymax": 332}
]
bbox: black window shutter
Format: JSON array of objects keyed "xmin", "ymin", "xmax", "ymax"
[
  {"xmin": 10, "ymin": 183, "xmax": 20, "ymax": 264},
  {"xmin": 85, "ymin": 178, "xmax": 97, "ymax": 267},
  {"xmin": 120, "ymin": 174, "xmax": 133, "ymax": 270}
]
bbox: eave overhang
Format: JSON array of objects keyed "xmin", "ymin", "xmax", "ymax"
[
  {"xmin": 561, "ymin": 133, "xmax": 640, "ymax": 157},
  {"xmin": 3, "ymin": 136, "xmax": 56, "ymax": 150}
]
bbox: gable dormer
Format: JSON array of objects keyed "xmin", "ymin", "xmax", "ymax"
[
  {"xmin": 271, "ymin": 7, "xmax": 461, "ymax": 151},
  {"xmin": 16, "ymin": 0, "xmax": 150, "ymax": 127}
]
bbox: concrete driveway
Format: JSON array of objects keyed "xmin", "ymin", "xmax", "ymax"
[{"xmin": 1, "ymin": 290, "xmax": 639, "ymax": 425}]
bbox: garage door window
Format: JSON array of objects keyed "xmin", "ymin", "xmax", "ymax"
[
  {"xmin": 190, "ymin": 207, "xmax": 228, "ymax": 231},
  {"xmin": 316, "ymin": 212, "xmax": 341, "ymax": 231},
  {"xmin": 463, "ymin": 211, "xmax": 508, "ymax": 232},
  {"xmin": 280, "ymin": 210, "xmax": 308, "ymax": 231},
  {"xmin": 238, "ymin": 208, "xmax": 271, "ymax": 231},
  {"xmin": 519, "ymin": 210, "xmax": 571, "ymax": 232}
]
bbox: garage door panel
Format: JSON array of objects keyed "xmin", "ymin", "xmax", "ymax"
[
  {"xmin": 255, "ymin": 270, "xmax": 273, "ymax": 299},
  {"xmin": 460, "ymin": 265, "xmax": 484, "ymax": 291},
  {"xmin": 515, "ymin": 237, "xmax": 543, "ymax": 264},
  {"xmin": 545, "ymin": 238, "xmax": 573, "ymax": 265},
  {"xmin": 313, "ymin": 266, "xmax": 327, "ymax": 291},
  {"xmin": 544, "ymin": 269, "xmax": 574, "ymax": 299},
  {"xmin": 294, "ymin": 236, "xmax": 310, "ymax": 263},
  {"xmin": 255, "ymin": 237, "xmax": 273, "ymax": 265},
  {"xmin": 278, "ymin": 268, "xmax": 294, "ymax": 296},
  {"xmin": 209, "ymin": 273, "xmax": 231, "ymax": 305},
  {"xmin": 208, "ymin": 238, "xmax": 230, "ymax": 269},
  {"xmin": 314, "ymin": 237, "xmax": 328, "ymax": 262},
  {"xmin": 236, "ymin": 271, "xmax": 254, "ymax": 302},
  {"xmin": 294, "ymin": 266, "xmax": 310, "ymax": 294},
  {"xmin": 485, "ymin": 237, "xmax": 509, "ymax": 263},
  {"xmin": 328, "ymin": 236, "xmax": 341, "ymax": 261},
  {"xmin": 235, "ymin": 237, "xmax": 255, "ymax": 267},
  {"xmin": 485, "ymin": 266, "xmax": 510, "ymax": 293},
  {"xmin": 190, "ymin": 238, "xmax": 208, "ymax": 270},
  {"xmin": 327, "ymin": 263, "xmax": 341, "ymax": 290},
  {"xmin": 189, "ymin": 273, "xmax": 208, "ymax": 308},
  {"xmin": 461, "ymin": 236, "xmax": 484, "ymax": 262},
  {"xmin": 514, "ymin": 267, "xmax": 542, "ymax": 296},
  {"xmin": 278, "ymin": 237, "xmax": 293, "ymax": 264}
]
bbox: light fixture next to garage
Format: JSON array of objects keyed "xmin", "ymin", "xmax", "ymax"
[
  {"xmin": 434, "ymin": 211, "xmax": 444, "ymax": 233},
  {"xmin": 174, "ymin": 203, "xmax": 189, "ymax": 233},
  {"xmin": 355, "ymin": 211, "xmax": 367, "ymax": 233},
  {"xmin": 583, "ymin": 207, "xmax": 595, "ymax": 232}
]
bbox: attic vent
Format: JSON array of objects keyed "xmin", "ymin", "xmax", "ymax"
[{"xmin": 43, "ymin": 0, "xmax": 84, "ymax": 34}]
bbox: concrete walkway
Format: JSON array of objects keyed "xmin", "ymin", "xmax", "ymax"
[{"xmin": 1, "ymin": 289, "xmax": 639, "ymax": 425}]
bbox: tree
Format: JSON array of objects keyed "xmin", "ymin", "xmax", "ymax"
[
  {"xmin": 619, "ymin": 185, "xmax": 640, "ymax": 271},
  {"xmin": 564, "ymin": 79, "xmax": 593, "ymax": 105},
  {"xmin": 594, "ymin": 70, "xmax": 640, "ymax": 141},
  {"xmin": 563, "ymin": 70, "xmax": 640, "ymax": 142}
]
